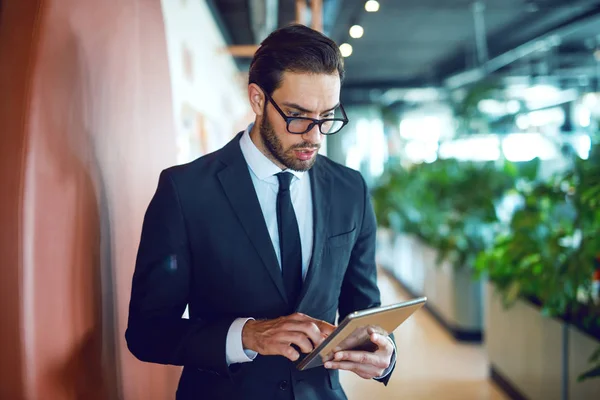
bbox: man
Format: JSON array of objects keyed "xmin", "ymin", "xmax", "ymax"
[{"xmin": 125, "ymin": 24, "xmax": 396, "ymax": 400}]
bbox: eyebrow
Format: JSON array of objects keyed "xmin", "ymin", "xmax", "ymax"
[{"xmin": 281, "ymin": 102, "xmax": 340, "ymax": 115}]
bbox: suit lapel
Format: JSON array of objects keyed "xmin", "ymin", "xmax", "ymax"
[
  {"xmin": 297, "ymin": 158, "xmax": 331, "ymax": 308},
  {"xmin": 217, "ymin": 133, "xmax": 288, "ymax": 304}
]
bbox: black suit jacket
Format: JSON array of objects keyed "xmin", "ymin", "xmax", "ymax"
[{"xmin": 126, "ymin": 132, "xmax": 395, "ymax": 400}]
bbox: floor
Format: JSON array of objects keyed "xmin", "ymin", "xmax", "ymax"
[{"xmin": 338, "ymin": 268, "xmax": 510, "ymax": 400}]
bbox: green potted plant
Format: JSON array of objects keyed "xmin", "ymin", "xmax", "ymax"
[{"xmin": 475, "ymin": 138, "xmax": 600, "ymax": 381}]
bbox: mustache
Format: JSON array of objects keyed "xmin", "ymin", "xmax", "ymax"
[{"xmin": 290, "ymin": 143, "xmax": 320, "ymax": 151}]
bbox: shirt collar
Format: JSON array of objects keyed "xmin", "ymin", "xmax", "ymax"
[{"xmin": 239, "ymin": 123, "xmax": 306, "ymax": 183}]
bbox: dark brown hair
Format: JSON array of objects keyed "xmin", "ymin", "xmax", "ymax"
[{"xmin": 248, "ymin": 24, "xmax": 345, "ymax": 96}]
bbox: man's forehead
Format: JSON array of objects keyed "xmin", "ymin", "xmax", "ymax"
[
  {"xmin": 278, "ymin": 70, "xmax": 340, "ymax": 85},
  {"xmin": 274, "ymin": 72, "xmax": 340, "ymax": 104}
]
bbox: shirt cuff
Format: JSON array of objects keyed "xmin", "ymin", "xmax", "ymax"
[
  {"xmin": 375, "ymin": 336, "xmax": 397, "ymax": 379},
  {"xmin": 225, "ymin": 317, "xmax": 258, "ymax": 366}
]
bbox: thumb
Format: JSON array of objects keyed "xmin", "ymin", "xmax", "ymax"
[{"xmin": 367, "ymin": 325, "xmax": 388, "ymax": 336}]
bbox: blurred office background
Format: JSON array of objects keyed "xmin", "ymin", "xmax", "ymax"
[{"xmin": 1, "ymin": 0, "xmax": 600, "ymax": 399}]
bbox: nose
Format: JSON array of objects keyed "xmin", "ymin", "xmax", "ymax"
[{"xmin": 302, "ymin": 123, "xmax": 322, "ymax": 145}]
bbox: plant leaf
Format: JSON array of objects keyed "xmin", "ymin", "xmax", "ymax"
[{"xmin": 578, "ymin": 365, "xmax": 600, "ymax": 382}]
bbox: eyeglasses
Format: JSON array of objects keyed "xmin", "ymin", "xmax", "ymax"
[{"xmin": 263, "ymin": 90, "xmax": 349, "ymax": 135}]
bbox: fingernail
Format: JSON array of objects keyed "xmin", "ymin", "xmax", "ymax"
[{"xmin": 325, "ymin": 362, "xmax": 332, "ymax": 368}]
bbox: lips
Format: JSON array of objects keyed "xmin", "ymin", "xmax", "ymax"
[{"xmin": 294, "ymin": 149, "xmax": 317, "ymax": 161}]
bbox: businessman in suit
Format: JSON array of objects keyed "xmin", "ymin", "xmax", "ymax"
[{"xmin": 125, "ymin": 24, "xmax": 396, "ymax": 399}]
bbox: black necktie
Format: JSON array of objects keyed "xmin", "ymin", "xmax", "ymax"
[{"xmin": 276, "ymin": 172, "xmax": 303, "ymax": 309}]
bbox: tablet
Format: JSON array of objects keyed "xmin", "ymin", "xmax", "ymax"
[{"xmin": 296, "ymin": 297, "xmax": 427, "ymax": 371}]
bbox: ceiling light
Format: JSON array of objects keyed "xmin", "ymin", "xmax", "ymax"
[
  {"xmin": 340, "ymin": 43, "xmax": 353, "ymax": 57},
  {"xmin": 349, "ymin": 25, "xmax": 364, "ymax": 39},
  {"xmin": 365, "ymin": 0, "xmax": 380, "ymax": 12},
  {"xmin": 506, "ymin": 100, "xmax": 521, "ymax": 114}
]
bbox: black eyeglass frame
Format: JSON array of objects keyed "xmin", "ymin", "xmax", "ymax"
[{"xmin": 263, "ymin": 90, "xmax": 349, "ymax": 135}]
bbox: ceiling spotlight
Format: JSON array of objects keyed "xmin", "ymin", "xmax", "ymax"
[
  {"xmin": 340, "ymin": 43, "xmax": 353, "ymax": 57},
  {"xmin": 365, "ymin": 0, "xmax": 380, "ymax": 12},
  {"xmin": 349, "ymin": 25, "xmax": 364, "ymax": 39}
]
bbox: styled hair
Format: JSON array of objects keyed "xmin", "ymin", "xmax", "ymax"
[{"xmin": 248, "ymin": 24, "xmax": 345, "ymax": 96}]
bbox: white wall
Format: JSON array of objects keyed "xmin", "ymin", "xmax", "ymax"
[
  {"xmin": 377, "ymin": 232, "xmax": 483, "ymax": 331},
  {"xmin": 160, "ymin": 0, "xmax": 253, "ymax": 164}
]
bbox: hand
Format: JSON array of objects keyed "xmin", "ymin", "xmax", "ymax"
[
  {"xmin": 324, "ymin": 327, "xmax": 394, "ymax": 379},
  {"xmin": 242, "ymin": 313, "xmax": 336, "ymax": 362}
]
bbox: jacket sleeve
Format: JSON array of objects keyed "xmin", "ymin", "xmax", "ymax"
[
  {"xmin": 125, "ymin": 169, "xmax": 236, "ymax": 377},
  {"xmin": 337, "ymin": 172, "xmax": 397, "ymax": 385}
]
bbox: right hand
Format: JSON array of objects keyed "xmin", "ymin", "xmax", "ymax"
[{"xmin": 242, "ymin": 313, "xmax": 336, "ymax": 362}]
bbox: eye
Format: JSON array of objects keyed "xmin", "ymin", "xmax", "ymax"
[
  {"xmin": 323, "ymin": 113, "xmax": 335, "ymax": 118},
  {"xmin": 289, "ymin": 112, "xmax": 303, "ymax": 118}
]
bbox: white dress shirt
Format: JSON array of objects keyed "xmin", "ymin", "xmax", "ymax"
[
  {"xmin": 225, "ymin": 125, "xmax": 395, "ymax": 379},
  {"xmin": 226, "ymin": 124, "xmax": 313, "ymax": 364}
]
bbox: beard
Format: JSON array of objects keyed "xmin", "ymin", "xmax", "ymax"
[{"xmin": 259, "ymin": 110, "xmax": 320, "ymax": 172}]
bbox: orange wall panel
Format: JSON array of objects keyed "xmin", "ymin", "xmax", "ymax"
[
  {"xmin": 1, "ymin": 0, "xmax": 183, "ymax": 398},
  {"xmin": 0, "ymin": 0, "xmax": 43, "ymax": 398}
]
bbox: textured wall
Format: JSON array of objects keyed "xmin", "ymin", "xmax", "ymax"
[
  {"xmin": 0, "ymin": 0, "xmax": 181, "ymax": 398},
  {"xmin": 0, "ymin": 1, "xmax": 41, "ymax": 398}
]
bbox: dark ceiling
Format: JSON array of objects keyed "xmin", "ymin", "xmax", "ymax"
[{"xmin": 207, "ymin": 0, "xmax": 600, "ymax": 104}]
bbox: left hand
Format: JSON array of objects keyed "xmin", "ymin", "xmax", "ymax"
[{"xmin": 324, "ymin": 328, "xmax": 394, "ymax": 379}]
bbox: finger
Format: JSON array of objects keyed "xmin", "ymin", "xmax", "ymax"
[
  {"xmin": 316, "ymin": 320, "xmax": 336, "ymax": 336},
  {"xmin": 284, "ymin": 320, "xmax": 326, "ymax": 348},
  {"xmin": 278, "ymin": 332, "xmax": 314, "ymax": 353},
  {"xmin": 261, "ymin": 341, "xmax": 300, "ymax": 361},
  {"xmin": 367, "ymin": 325, "xmax": 388, "ymax": 336},
  {"xmin": 324, "ymin": 360, "xmax": 384, "ymax": 379},
  {"xmin": 332, "ymin": 350, "xmax": 386, "ymax": 368},
  {"xmin": 324, "ymin": 360, "xmax": 358, "ymax": 372},
  {"xmin": 301, "ymin": 316, "xmax": 336, "ymax": 337},
  {"xmin": 371, "ymin": 333, "xmax": 393, "ymax": 353},
  {"xmin": 289, "ymin": 314, "xmax": 336, "ymax": 337},
  {"xmin": 279, "ymin": 344, "xmax": 300, "ymax": 362},
  {"xmin": 288, "ymin": 312, "xmax": 309, "ymax": 321},
  {"xmin": 303, "ymin": 322, "xmax": 328, "ymax": 347}
]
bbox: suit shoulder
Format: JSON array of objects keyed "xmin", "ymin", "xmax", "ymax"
[
  {"xmin": 316, "ymin": 155, "xmax": 366, "ymax": 186},
  {"xmin": 160, "ymin": 149, "xmax": 224, "ymax": 182}
]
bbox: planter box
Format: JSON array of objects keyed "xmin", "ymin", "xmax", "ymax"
[
  {"xmin": 568, "ymin": 326, "xmax": 600, "ymax": 399},
  {"xmin": 376, "ymin": 230, "xmax": 483, "ymax": 342},
  {"xmin": 485, "ymin": 282, "xmax": 563, "ymax": 400},
  {"xmin": 485, "ymin": 283, "xmax": 600, "ymax": 400}
]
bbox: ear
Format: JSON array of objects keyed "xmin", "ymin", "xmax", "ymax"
[{"xmin": 248, "ymin": 84, "xmax": 266, "ymax": 117}]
